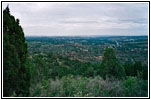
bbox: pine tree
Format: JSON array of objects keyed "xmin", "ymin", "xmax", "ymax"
[
  {"xmin": 3, "ymin": 6, "xmax": 30, "ymax": 97},
  {"xmin": 99, "ymin": 48, "xmax": 125, "ymax": 79}
]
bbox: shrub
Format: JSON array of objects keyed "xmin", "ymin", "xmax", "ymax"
[{"xmin": 122, "ymin": 77, "xmax": 148, "ymax": 97}]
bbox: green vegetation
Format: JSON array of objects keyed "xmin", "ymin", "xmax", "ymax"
[
  {"xmin": 3, "ymin": 7, "xmax": 148, "ymax": 97},
  {"xmin": 29, "ymin": 75, "xmax": 147, "ymax": 97},
  {"xmin": 26, "ymin": 36, "xmax": 148, "ymax": 64},
  {"xmin": 27, "ymin": 48, "xmax": 147, "ymax": 97},
  {"xmin": 3, "ymin": 6, "xmax": 30, "ymax": 97},
  {"xmin": 99, "ymin": 48, "xmax": 125, "ymax": 79}
]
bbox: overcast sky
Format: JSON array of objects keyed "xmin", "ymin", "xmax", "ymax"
[{"xmin": 2, "ymin": 2, "xmax": 149, "ymax": 36}]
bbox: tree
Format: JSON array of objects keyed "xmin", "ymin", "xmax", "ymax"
[
  {"xmin": 133, "ymin": 61, "xmax": 142, "ymax": 76},
  {"xmin": 3, "ymin": 6, "xmax": 30, "ymax": 97},
  {"xmin": 142, "ymin": 66, "xmax": 148, "ymax": 80},
  {"xmin": 124, "ymin": 61, "xmax": 147, "ymax": 80},
  {"xmin": 99, "ymin": 48, "xmax": 125, "ymax": 79},
  {"xmin": 3, "ymin": 34, "xmax": 21, "ymax": 96},
  {"xmin": 124, "ymin": 61, "xmax": 133, "ymax": 76}
]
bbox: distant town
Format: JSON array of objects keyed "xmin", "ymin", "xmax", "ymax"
[{"xmin": 26, "ymin": 36, "xmax": 148, "ymax": 65}]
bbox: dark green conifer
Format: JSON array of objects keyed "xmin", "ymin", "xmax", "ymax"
[
  {"xmin": 3, "ymin": 6, "xmax": 30, "ymax": 97},
  {"xmin": 99, "ymin": 48, "xmax": 125, "ymax": 79}
]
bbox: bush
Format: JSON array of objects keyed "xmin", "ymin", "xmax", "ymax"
[{"xmin": 122, "ymin": 77, "xmax": 148, "ymax": 97}]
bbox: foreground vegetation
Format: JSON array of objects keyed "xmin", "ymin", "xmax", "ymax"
[
  {"xmin": 3, "ymin": 6, "xmax": 148, "ymax": 97},
  {"xmin": 27, "ymin": 50, "xmax": 148, "ymax": 97},
  {"xmin": 29, "ymin": 75, "xmax": 147, "ymax": 97}
]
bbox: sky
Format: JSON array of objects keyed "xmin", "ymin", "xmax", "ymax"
[{"xmin": 2, "ymin": 2, "xmax": 149, "ymax": 36}]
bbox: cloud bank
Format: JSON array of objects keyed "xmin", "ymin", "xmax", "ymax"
[{"xmin": 2, "ymin": 2, "xmax": 148, "ymax": 36}]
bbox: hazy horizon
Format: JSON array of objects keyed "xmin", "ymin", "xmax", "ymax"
[
  {"xmin": 3, "ymin": 2, "xmax": 149, "ymax": 36},
  {"xmin": 25, "ymin": 34, "xmax": 148, "ymax": 37}
]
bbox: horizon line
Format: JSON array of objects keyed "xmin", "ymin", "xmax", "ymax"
[{"xmin": 25, "ymin": 35, "xmax": 148, "ymax": 37}]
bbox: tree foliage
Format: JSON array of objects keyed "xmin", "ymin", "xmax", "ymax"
[
  {"xmin": 99, "ymin": 48, "xmax": 126, "ymax": 79},
  {"xmin": 124, "ymin": 61, "xmax": 148, "ymax": 80},
  {"xmin": 28, "ymin": 51, "xmax": 148, "ymax": 97},
  {"xmin": 3, "ymin": 6, "xmax": 30, "ymax": 97}
]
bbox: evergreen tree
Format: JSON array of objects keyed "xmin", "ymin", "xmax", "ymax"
[
  {"xmin": 133, "ymin": 61, "xmax": 142, "ymax": 76},
  {"xmin": 124, "ymin": 61, "xmax": 134, "ymax": 76},
  {"xmin": 124, "ymin": 61, "xmax": 148, "ymax": 80},
  {"xmin": 3, "ymin": 6, "xmax": 30, "ymax": 97},
  {"xmin": 99, "ymin": 48, "xmax": 125, "ymax": 79}
]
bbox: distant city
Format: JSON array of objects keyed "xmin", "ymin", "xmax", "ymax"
[{"xmin": 26, "ymin": 35, "xmax": 148, "ymax": 65}]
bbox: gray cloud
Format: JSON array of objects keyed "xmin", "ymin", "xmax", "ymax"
[
  {"xmin": 2, "ymin": 2, "xmax": 148, "ymax": 36},
  {"xmin": 119, "ymin": 18, "xmax": 148, "ymax": 24},
  {"xmin": 61, "ymin": 21, "xmax": 99, "ymax": 24}
]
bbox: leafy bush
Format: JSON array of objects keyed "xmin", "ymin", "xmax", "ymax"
[{"xmin": 122, "ymin": 77, "xmax": 148, "ymax": 97}]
